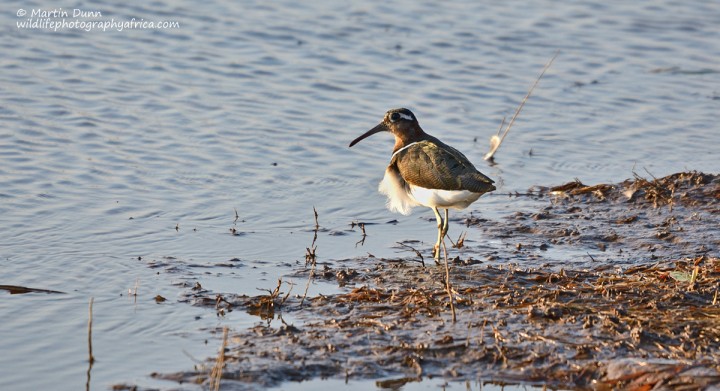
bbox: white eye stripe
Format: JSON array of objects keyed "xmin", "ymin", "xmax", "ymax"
[
  {"xmin": 387, "ymin": 109, "xmax": 416, "ymax": 122},
  {"xmin": 398, "ymin": 112, "xmax": 414, "ymax": 121}
]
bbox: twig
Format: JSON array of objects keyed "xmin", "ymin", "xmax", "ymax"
[
  {"xmin": 209, "ymin": 326, "xmax": 228, "ymax": 391},
  {"xmin": 305, "ymin": 245, "xmax": 317, "ymax": 265},
  {"xmin": 441, "ymin": 239, "xmax": 457, "ymax": 323},
  {"xmin": 88, "ymin": 297, "xmax": 95, "ymax": 364},
  {"xmin": 355, "ymin": 223, "xmax": 367, "ymax": 247},
  {"xmin": 633, "ymin": 167, "xmax": 674, "ymax": 210},
  {"xmin": 452, "ymin": 232, "xmax": 467, "ymax": 249},
  {"xmin": 86, "ymin": 297, "xmax": 95, "ymax": 391},
  {"xmin": 129, "ymin": 278, "xmax": 139, "ymax": 296},
  {"xmin": 306, "ymin": 207, "xmax": 319, "ymax": 266},
  {"xmin": 479, "ymin": 318, "xmax": 488, "ymax": 346},
  {"xmin": 313, "ymin": 206, "xmax": 319, "ymax": 231},
  {"xmin": 126, "ymin": 278, "xmax": 140, "ymax": 309},
  {"xmin": 465, "ymin": 320, "xmax": 473, "ymax": 347},
  {"xmin": 689, "ymin": 266, "xmax": 699, "ymax": 291},
  {"xmin": 484, "ymin": 50, "xmax": 559, "ymax": 161},
  {"xmin": 300, "ymin": 260, "xmax": 316, "ymax": 307},
  {"xmin": 302, "ymin": 207, "xmax": 319, "ymax": 307},
  {"xmin": 258, "ymin": 278, "xmax": 283, "ymax": 299},
  {"xmin": 280, "ymin": 280, "xmax": 294, "ymax": 307},
  {"xmin": 644, "ymin": 167, "xmax": 675, "ymax": 212},
  {"xmin": 643, "ymin": 167, "xmax": 659, "ymax": 182},
  {"xmin": 484, "ymin": 116, "xmax": 506, "ymax": 162},
  {"xmin": 396, "ymin": 242, "xmax": 425, "ymax": 267},
  {"xmin": 182, "ymin": 349, "xmax": 203, "ymax": 364},
  {"xmin": 485, "ymin": 192, "xmax": 543, "ymax": 197}
]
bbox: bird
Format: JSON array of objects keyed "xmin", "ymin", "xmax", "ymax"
[{"xmin": 349, "ymin": 108, "xmax": 496, "ymax": 260}]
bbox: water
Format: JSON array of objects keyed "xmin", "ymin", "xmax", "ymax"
[{"xmin": 1, "ymin": 0, "xmax": 718, "ymax": 390}]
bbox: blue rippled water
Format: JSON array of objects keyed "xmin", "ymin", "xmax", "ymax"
[{"xmin": 1, "ymin": 0, "xmax": 718, "ymax": 389}]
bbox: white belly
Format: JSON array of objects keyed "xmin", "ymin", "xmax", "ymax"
[
  {"xmin": 409, "ymin": 184, "xmax": 482, "ymax": 210},
  {"xmin": 378, "ymin": 167, "xmax": 482, "ymax": 214}
]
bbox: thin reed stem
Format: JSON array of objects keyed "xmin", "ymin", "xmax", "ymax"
[
  {"xmin": 484, "ymin": 51, "xmax": 559, "ymax": 160},
  {"xmin": 441, "ymin": 240, "xmax": 456, "ymax": 323}
]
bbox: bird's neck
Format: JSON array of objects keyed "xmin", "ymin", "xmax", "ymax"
[{"xmin": 392, "ymin": 127, "xmax": 431, "ymax": 154}]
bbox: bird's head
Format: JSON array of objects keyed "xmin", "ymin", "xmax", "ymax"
[{"xmin": 349, "ymin": 108, "xmax": 425, "ymax": 150}]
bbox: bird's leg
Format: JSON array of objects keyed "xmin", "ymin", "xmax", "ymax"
[
  {"xmin": 442, "ymin": 209, "xmax": 449, "ymax": 239},
  {"xmin": 433, "ymin": 207, "xmax": 443, "ymax": 260}
]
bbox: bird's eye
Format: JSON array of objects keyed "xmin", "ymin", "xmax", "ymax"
[{"xmin": 389, "ymin": 112, "xmax": 400, "ymax": 122}]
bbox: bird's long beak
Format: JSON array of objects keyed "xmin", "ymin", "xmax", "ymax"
[{"xmin": 349, "ymin": 123, "xmax": 389, "ymax": 147}]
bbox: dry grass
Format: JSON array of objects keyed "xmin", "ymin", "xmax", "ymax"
[
  {"xmin": 87, "ymin": 297, "xmax": 95, "ymax": 365},
  {"xmin": 247, "ymin": 279, "xmax": 293, "ymax": 319},
  {"xmin": 86, "ymin": 297, "xmax": 95, "ymax": 391},
  {"xmin": 208, "ymin": 327, "xmax": 228, "ymax": 391},
  {"xmin": 166, "ymin": 255, "xmax": 720, "ymax": 389},
  {"xmin": 301, "ymin": 207, "xmax": 320, "ymax": 307},
  {"xmin": 484, "ymin": 51, "xmax": 559, "ymax": 161},
  {"xmin": 441, "ymin": 239, "xmax": 457, "ymax": 323},
  {"xmin": 157, "ymin": 171, "xmax": 719, "ymax": 390}
]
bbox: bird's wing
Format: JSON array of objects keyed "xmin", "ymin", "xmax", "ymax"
[{"xmin": 391, "ymin": 140, "xmax": 495, "ymax": 193}]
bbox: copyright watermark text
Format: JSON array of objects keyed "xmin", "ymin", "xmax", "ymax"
[{"xmin": 16, "ymin": 8, "xmax": 180, "ymax": 32}]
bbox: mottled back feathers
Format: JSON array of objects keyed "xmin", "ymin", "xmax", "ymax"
[{"xmin": 390, "ymin": 139, "xmax": 495, "ymax": 194}]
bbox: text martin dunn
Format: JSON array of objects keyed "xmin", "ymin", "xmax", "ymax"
[{"xmin": 31, "ymin": 8, "xmax": 102, "ymax": 18}]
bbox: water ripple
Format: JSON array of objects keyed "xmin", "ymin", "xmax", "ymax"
[{"xmin": 1, "ymin": 0, "xmax": 719, "ymax": 389}]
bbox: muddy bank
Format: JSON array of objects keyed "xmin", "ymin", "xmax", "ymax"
[
  {"xmin": 470, "ymin": 171, "xmax": 719, "ymax": 268},
  {"xmin": 155, "ymin": 172, "xmax": 719, "ymax": 390}
]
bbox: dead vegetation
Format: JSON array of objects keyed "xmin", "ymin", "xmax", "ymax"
[
  {"xmin": 156, "ymin": 172, "xmax": 719, "ymax": 390},
  {"xmin": 168, "ymin": 255, "xmax": 720, "ymax": 390},
  {"xmin": 208, "ymin": 327, "xmax": 228, "ymax": 391},
  {"xmin": 248, "ymin": 279, "xmax": 293, "ymax": 319},
  {"xmin": 484, "ymin": 51, "xmax": 558, "ymax": 162},
  {"xmin": 0, "ymin": 285, "xmax": 64, "ymax": 294},
  {"xmin": 538, "ymin": 170, "xmax": 717, "ymax": 210},
  {"xmin": 477, "ymin": 171, "xmax": 719, "ymax": 265}
]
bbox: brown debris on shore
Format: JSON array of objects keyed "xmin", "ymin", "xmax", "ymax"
[
  {"xmin": 538, "ymin": 171, "xmax": 717, "ymax": 210},
  {"xmin": 158, "ymin": 172, "xmax": 719, "ymax": 390},
  {"xmin": 472, "ymin": 171, "xmax": 719, "ymax": 266},
  {"xmin": 165, "ymin": 256, "xmax": 720, "ymax": 390}
]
